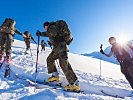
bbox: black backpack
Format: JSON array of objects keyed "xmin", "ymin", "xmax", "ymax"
[
  {"xmin": 0, "ymin": 18, "xmax": 16, "ymax": 34},
  {"xmin": 49, "ymin": 20, "xmax": 73, "ymax": 45},
  {"xmin": 2, "ymin": 18, "xmax": 15, "ymax": 28}
]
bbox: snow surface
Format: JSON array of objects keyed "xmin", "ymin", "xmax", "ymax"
[{"xmin": 0, "ymin": 39, "xmax": 133, "ymax": 100}]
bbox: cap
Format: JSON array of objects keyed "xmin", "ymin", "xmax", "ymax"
[{"xmin": 43, "ymin": 21, "xmax": 50, "ymax": 27}]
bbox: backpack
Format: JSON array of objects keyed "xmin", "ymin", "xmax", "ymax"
[
  {"xmin": 53, "ymin": 20, "xmax": 73, "ymax": 45},
  {"xmin": 0, "ymin": 18, "xmax": 15, "ymax": 35}
]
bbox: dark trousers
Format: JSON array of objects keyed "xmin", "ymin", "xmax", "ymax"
[
  {"xmin": 41, "ymin": 46, "xmax": 45, "ymax": 51},
  {"xmin": 120, "ymin": 59, "xmax": 133, "ymax": 89},
  {"xmin": 0, "ymin": 33, "xmax": 13, "ymax": 56},
  {"xmin": 47, "ymin": 50, "xmax": 77, "ymax": 84}
]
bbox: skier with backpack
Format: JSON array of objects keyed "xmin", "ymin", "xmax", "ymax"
[
  {"xmin": 41, "ymin": 40, "xmax": 47, "ymax": 51},
  {"xmin": 0, "ymin": 18, "xmax": 26, "ymax": 63},
  {"xmin": 23, "ymin": 31, "xmax": 36, "ymax": 54},
  {"xmin": 36, "ymin": 20, "xmax": 80, "ymax": 92},
  {"xmin": 100, "ymin": 37, "xmax": 133, "ymax": 89},
  {"xmin": 0, "ymin": 18, "xmax": 27, "ymax": 78}
]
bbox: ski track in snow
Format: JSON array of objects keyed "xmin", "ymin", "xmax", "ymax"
[{"xmin": 0, "ymin": 39, "xmax": 132, "ymax": 100}]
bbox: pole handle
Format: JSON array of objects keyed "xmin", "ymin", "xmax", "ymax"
[{"xmin": 100, "ymin": 44, "xmax": 103, "ymax": 50}]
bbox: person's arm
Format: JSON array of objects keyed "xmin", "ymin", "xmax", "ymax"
[
  {"xmin": 36, "ymin": 25, "xmax": 58, "ymax": 37},
  {"xmin": 36, "ymin": 30, "xmax": 49, "ymax": 37},
  {"xmin": 104, "ymin": 50, "xmax": 113, "ymax": 57},
  {"xmin": 14, "ymin": 28, "xmax": 22, "ymax": 35},
  {"xmin": 41, "ymin": 31, "xmax": 49, "ymax": 37},
  {"xmin": 14, "ymin": 28, "xmax": 26, "ymax": 38},
  {"xmin": 100, "ymin": 49, "xmax": 113, "ymax": 57}
]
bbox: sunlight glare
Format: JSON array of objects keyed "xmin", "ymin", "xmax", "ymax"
[{"xmin": 117, "ymin": 34, "xmax": 129, "ymax": 45}]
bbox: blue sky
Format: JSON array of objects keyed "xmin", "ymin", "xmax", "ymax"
[{"xmin": 0, "ymin": 0, "xmax": 133, "ymax": 54}]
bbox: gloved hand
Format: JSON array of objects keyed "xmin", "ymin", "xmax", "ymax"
[
  {"xmin": 22, "ymin": 34, "xmax": 27, "ymax": 38},
  {"xmin": 36, "ymin": 30, "xmax": 41, "ymax": 36},
  {"xmin": 100, "ymin": 49, "xmax": 105, "ymax": 54}
]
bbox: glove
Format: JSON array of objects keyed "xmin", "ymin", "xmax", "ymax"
[
  {"xmin": 36, "ymin": 30, "xmax": 41, "ymax": 36},
  {"xmin": 100, "ymin": 49, "xmax": 105, "ymax": 54},
  {"xmin": 22, "ymin": 34, "xmax": 27, "ymax": 38}
]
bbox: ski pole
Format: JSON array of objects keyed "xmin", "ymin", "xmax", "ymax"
[
  {"xmin": 34, "ymin": 31, "xmax": 40, "ymax": 91},
  {"xmin": 99, "ymin": 44, "xmax": 103, "ymax": 79},
  {"xmin": 21, "ymin": 45, "xmax": 25, "ymax": 53},
  {"xmin": 30, "ymin": 48, "xmax": 33, "ymax": 60}
]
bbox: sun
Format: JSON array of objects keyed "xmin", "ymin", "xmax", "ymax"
[{"xmin": 117, "ymin": 34, "xmax": 129, "ymax": 45}]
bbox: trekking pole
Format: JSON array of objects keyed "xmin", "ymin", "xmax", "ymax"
[
  {"xmin": 21, "ymin": 45, "xmax": 25, "ymax": 53},
  {"xmin": 99, "ymin": 44, "xmax": 103, "ymax": 79},
  {"xmin": 30, "ymin": 48, "xmax": 33, "ymax": 60},
  {"xmin": 34, "ymin": 32, "xmax": 40, "ymax": 91}
]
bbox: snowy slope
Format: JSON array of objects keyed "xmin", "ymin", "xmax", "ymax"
[
  {"xmin": 0, "ymin": 39, "xmax": 132, "ymax": 100},
  {"xmin": 83, "ymin": 46, "xmax": 119, "ymax": 65},
  {"xmin": 83, "ymin": 40, "xmax": 133, "ymax": 65}
]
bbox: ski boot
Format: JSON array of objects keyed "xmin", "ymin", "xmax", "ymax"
[
  {"xmin": 64, "ymin": 80, "xmax": 80, "ymax": 92},
  {"xmin": 6, "ymin": 55, "xmax": 11, "ymax": 64},
  {"xmin": 25, "ymin": 48, "xmax": 30, "ymax": 54},
  {"xmin": 47, "ymin": 75, "xmax": 60, "ymax": 82},
  {"xmin": 64, "ymin": 84, "xmax": 80, "ymax": 92}
]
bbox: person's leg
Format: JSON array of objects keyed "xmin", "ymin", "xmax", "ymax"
[
  {"xmin": 120, "ymin": 61, "xmax": 133, "ymax": 89},
  {"xmin": 59, "ymin": 51, "xmax": 77, "ymax": 84},
  {"xmin": 5, "ymin": 34, "xmax": 13, "ymax": 63},
  {"xmin": 26, "ymin": 39, "xmax": 30, "ymax": 50},
  {"xmin": 59, "ymin": 51, "xmax": 80, "ymax": 91},
  {"xmin": 47, "ymin": 51, "xmax": 59, "ymax": 82},
  {"xmin": 47, "ymin": 51, "xmax": 58, "ymax": 73},
  {"xmin": 41, "ymin": 46, "xmax": 44, "ymax": 51},
  {"xmin": 44, "ymin": 46, "xmax": 45, "ymax": 51},
  {"xmin": 0, "ymin": 33, "xmax": 6, "ymax": 61}
]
